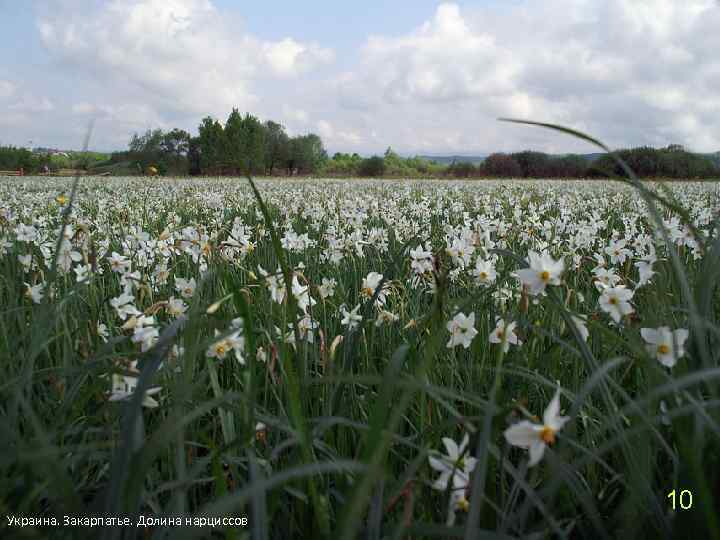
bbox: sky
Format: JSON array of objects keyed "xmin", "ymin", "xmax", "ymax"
[{"xmin": 1, "ymin": 0, "xmax": 720, "ymax": 155}]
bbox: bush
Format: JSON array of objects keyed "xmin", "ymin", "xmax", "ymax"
[{"xmin": 358, "ymin": 155, "xmax": 386, "ymax": 177}]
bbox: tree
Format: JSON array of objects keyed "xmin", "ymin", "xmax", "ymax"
[
  {"xmin": 358, "ymin": 155, "xmax": 386, "ymax": 177},
  {"xmin": 161, "ymin": 129, "xmax": 190, "ymax": 158},
  {"xmin": 511, "ymin": 151, "xmax": 551, "ymax": 177},
  {"xmin": 447, "ymin": 161, "xmax": 477, "ymax": 178},
  {"xmin": 223, "ymin": 109, "xmax": 245, "ymax": 174},
  {"xmin": 481, "ymin": 153, "xmax": 523, "ymax": 177},
  {"xmin": 287, "ymin": 134, "xmax": 327, "ymax": 174},
  {"xmin": 197, "ymin": 116, "xmax": 226, "ymax": 174},
  {"xmin": 263, "ymin": 121, "xmax": 290, "ymax": 174},
  {"xmin": 188, "ymin": 136, "xmax": 201, "ymax": 175}
]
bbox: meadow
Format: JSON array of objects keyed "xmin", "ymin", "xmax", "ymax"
[{"xmin": 2, "ymin": 173, "xmax": 719, "ymax": 539}]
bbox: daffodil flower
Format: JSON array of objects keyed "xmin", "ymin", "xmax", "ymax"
[{"xmin": 504, "ymin": 386, "xmax": 570, "ymax": 467}]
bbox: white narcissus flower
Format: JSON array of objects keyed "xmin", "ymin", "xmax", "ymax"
[
  {"xmin": 18, "ymin": 253, "xmax": 32, "ymax": 272},
  {"xmin": 504, "ymin": 385, "xmax": 570, "ymax": 467},
  {"xmin": 340, "ymin": 304, "xmax": 363, "ymax": 330},
  {"xmin": 97, "ymin": 322, "xmax": 109, "ymax": 342},
  {"xmin": 318, "ymin": 277, "xmax": 337, "ymax": 299},
  {"xmin": 360, "ymin": 271, "xmax": 388, "ymax": 305},
  {"xmin": 166, "ymin": 296, "xmax": 188, "ymax": 318},
  {"xmin": 375, "ymin": 310, "xmax": 399, "ymax": 327},
  {"xmin": 74, "ymin": 264, "xmax": 91, "ymax": 283},
  {"xmin": 605, "ymin": 238, "xmax": 632, "ymax": 265},
  {"xmin": 598, "ymin": 286, "xmax": 634, "ymax": 323},
  {"xmin": 446, "ymin": 312, "xmax": 478, "ymax": 349},
  {"xmin": 473, "ymin": 257, "xmax": 497, "ymax": 287},
  {"xmin": 108, "ymin": 361, "xmax": 161, "ymax": 408},
  {"xmin": 175, "ymin": 277, "xmax": 197, "ymax": 299},
  {"xmin": 516, "ymin": 251, "xmax": 564, "ymax": 296},
  {"xmin": 108, "ymin": 251, "xmax": 131, "ymax": 273},
  {"xmin": 110, "ymin": 291, "xmax": 142, "ymax": 321},
  {"xmin": 428, "ymin": 434, "xmax": 476, "ymax": 526},
  {"xmin": 428, "ymin": 433, "xmax": 477, "ymax": 492},
  {"xmin": 640, "ymin": 327, "xmax": 689, "ymax": 368},
  {"xmin": 292, "ymin": 275, "xmax": 316, "ymax": 314},
  {"xmin": 360, "ymin": 271, "xmax": 383, "ymax": 298},
  {"xmin": 24, "ymin": 282, "xmax": 45, "ymax": 304},
  {"xmin": 207, "ymin": 330, "xmax": 232, "ymax": 360},
  {"xmin": 489, "ymin": 317, "xmax": 521, "ymax": 353}
]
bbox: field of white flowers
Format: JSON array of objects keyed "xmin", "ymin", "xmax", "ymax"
[{"xmin": 2, "ymin": 175, "xmax": 720, "ymax": 539}]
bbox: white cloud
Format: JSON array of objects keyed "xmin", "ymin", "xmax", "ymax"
[
  {"xmin": 0, "ymin": 80, "xmax": 16, "ymax": 100},
  {"xmin": 334, "ymin": 1, "xmax": 720, "ymax": 153},
  {"xmin": 263, "ymin": 38, "xmax": 334, "ymax": 78},
  {"xmin": 8, "ymin": 0, "xmax": 720, "ymax": 154},
  {"xmin": 37, "ymin": 0, "xmax": 333, "ymax": 121},
  {"xmin": 8, "ymin": 96, "xmax": 55, "ymax": 113}
]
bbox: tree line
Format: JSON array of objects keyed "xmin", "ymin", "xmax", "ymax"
[
  {"xmin": 3, "ymin": 118, "xmax": 718, "ymax": 179},
  {"xmin": 109, "ymin": 110, "xmax": 328, "ymax": 176},
  {"xmin": 444, "ymin": 146, "xmax": 719, "ymax": 179}
]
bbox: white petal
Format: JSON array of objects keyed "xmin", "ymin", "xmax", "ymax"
[
  {"xmin": 528, "ymin": 441, "xmax": 546, "ymax": 467},
  {"xmin": 442, "ymin": 437, "xmax": 460, "ymax": 460},
  {"xmin": 640, "ymin": 328, "xmax": 658, "ymax": 344},
  {"xmin": 432, "ymin": 471, "xmax": 451, "ymax": 491},
  {"xmin": 504, "ymin": 421, "xmax": 540, "ymax": 448},
  {"xmin": 429, "ymin": 456, "xmax": 450, "ymax": 472},
  {"xmin": 458, "ymin": 433, "xmax": 469, "ymax": 454},
  {"xmin": 674, "ymin": 328, "xmax": 689, "ymax": 347},
  {"xmin": 543, "ymin": 386, "xmax": 562, "ymax": 426}
]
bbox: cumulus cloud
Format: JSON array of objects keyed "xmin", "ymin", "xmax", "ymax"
[
  {"xmin": 8, "ymin": 0, "xmax": 720, "ymax": 154},
  {"xmin": 263, "ymin": 38, "xmax": 335, "ymax": 78},
  {"xmin": 36, "ymin": 0, "xmax": 333, "ymax": 124},
  {"xmin": 335, "ymin": 0, "xmax": 720, "ymax": 153}
]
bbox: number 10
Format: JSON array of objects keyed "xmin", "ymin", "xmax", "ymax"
[{"xmin": 667, "ymin": 489, "xmax": 693, "ymax": 510}]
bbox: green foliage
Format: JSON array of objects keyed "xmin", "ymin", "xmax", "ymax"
[
  {"xmin": 0, "ymin": 146, "xmax": 45, "ymax": 172},
  {"xmin": 320, "ymin": 149, "xmax": 443, "ymax": 178},
  {"xmin": 358, "ymin": 155, "xmax": 386, "ymax": 177},
  {"xmin": 446, "ymin": 161, "xmax": 478, "ymax": 178},
  {"xmin": 481, "ymin": 153, "xmax": 524, "ymax": 177},
  {"xmin": 592, "ymin": 145, "xmax": 717, "ymax": 179}
]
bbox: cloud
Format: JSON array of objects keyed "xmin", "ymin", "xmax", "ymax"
[
  {"xmin": 334, "ymin": 1, "xmax": 720, "ymax": 152},
  {"xmin": 9, "ymin": 0, "xmax": 720, "ymax": 154},
  {"xmin": 37, "ymin": 0, "xmax": 333, "ymax": 121},
  {"xmin": 0, "ymin": 80, "xmax": 16, "ymax": 100},
  {"xmin": 9, "ymin": 96, "xmax": 55, "ymax": 113},
  {"xmin": 263, "ymin": 38, "xmax": 335, "ymax": 78}
]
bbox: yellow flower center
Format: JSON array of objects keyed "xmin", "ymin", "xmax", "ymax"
[
  {"xmin": 479, "ymin": 271, "xmax": 488, "ymax": 280},
  {"xmin": 56, "ymin": 195, "xmax": 68, "ymax": 205},
  {"xmin": 540, "ymin": 270, "xmax": 550, "ymax": 282},
  {"xmin": 496, "ymin": 329, "xmax": 504, "ymax": 339},
  {"xmin": 539, "ymin": 425, "xmax": 556, "ymax": 445},
  {"xmin": 657, "ymin": 343, "xmax": 670, "ymax": 355},
  {"xmin": 457, "ymin": 497, "xmax": 470, "ymax": 512},
  {"xmin": 608, "ymin": 297, "xmax": 618, "ymax": 305},
  {"xmin": 362, "ymin": 287, "xmax": 374, "ymax": 297},
  {"xmin": 215, "ymin": 344, "xmax": 227, "ymax": 356}
]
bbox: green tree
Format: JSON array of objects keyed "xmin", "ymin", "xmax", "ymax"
[
  {"xmin": 358, "ymin": 155, "xmax": 386, "ymax": 177},
  {"xmin": 198, "ymin": 116, "xmax": 226, "ymax": 174},
  {"xmin": 263, "ymin": 121, "xmax": 290, "ymax": 174},
  {"xmin": 287, "ymin": 134, "xmax": 327, "ymax": 174}
]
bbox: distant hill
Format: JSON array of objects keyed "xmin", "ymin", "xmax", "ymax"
[{"xmin": 418, "ymin": 155, "xmax": 489, "ymax": 165}]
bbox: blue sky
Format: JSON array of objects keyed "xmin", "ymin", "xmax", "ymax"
[{"xmin": 1, "ymin": 1, "xmax": 719, "ymax": 154}]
